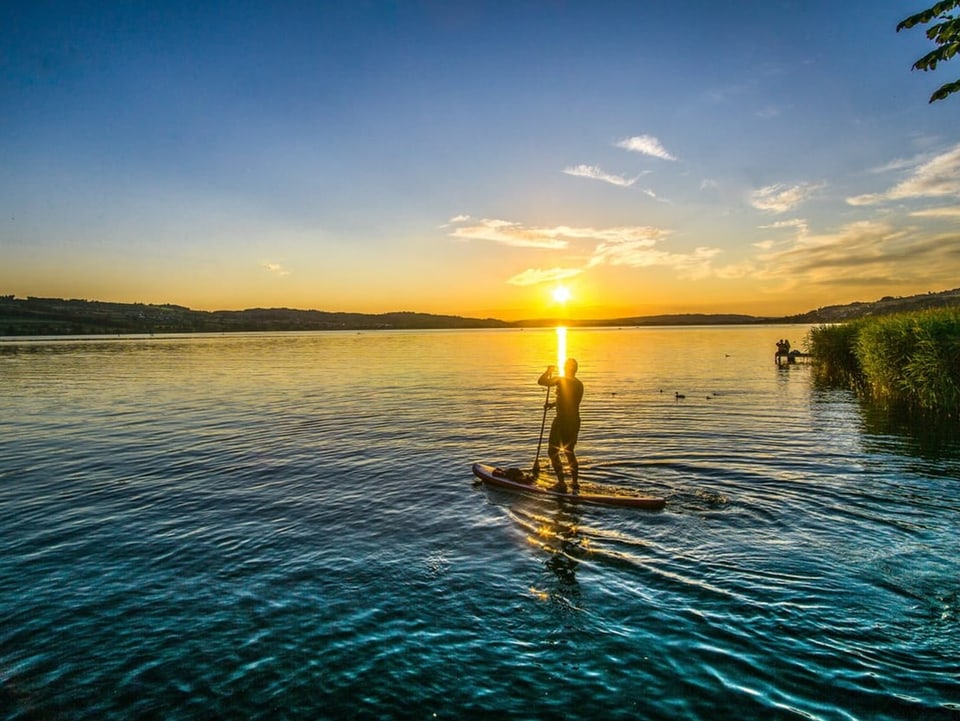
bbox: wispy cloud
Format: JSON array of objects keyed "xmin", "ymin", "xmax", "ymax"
[
  {"xmin": 578, "ymin": 226, "xmax": 725, "ymax": 281},
  {"xmin": 869, "ymin": 156, "xmax": 923, "ymax": 174},
  {"xmin": 585, "ymin": 238, "xmax": 656, "ymax": 268},
  {"xmin": 616, "ymin": 135, "xmax": 677, "ymax": 161},
  {"xmin": 506, "ymin": 267, "xmax": 582, "ymax": 286},
  {"xmin": 262, "ymin": 262, "xmax": 290, "ymax": 276},
  {"xmin": 437, "ymin": 213, "xmax": 471, "ymax": 229},
  {"xmin": 750, "ymin": 182, "xmax": 824, "ymax": 213},
  {"xmin": 847, "ymin": 143, "xmax": 960, "ymax": 206},
  {"xmin": 753, "ymin": 218, "xmax": 809, "ymax": 252},
  {"xmin": 589, "ymin": 241, "xmax": 721, "ymax": 280},
  {"xmin": 759, "ymin": 218, "xmax": 810, "ymax": 236},
  {"xmin": 448, "ymin": 218, "xmax": 569, "ymax": 249},
  {"xmin": 563, "ymin": 164, "xmax": 638, "ymax": 188},
  {"xmin": 448, "ymin": 217, "xmax": 672, "ymax": 248},
  {"xmin": 450, "ymin": 216, "xmax": 727, "ymax": 285},
  {"xmin": 910, "ymin": 207, "xmax": 960, "ymax": 218},
  {"xmin": 713, "ymin": 260, "xmax": 757, "ymax": 280},
  {"xmin": 753, "ymin": 220, "xmax": 960, "ymax": 290}
]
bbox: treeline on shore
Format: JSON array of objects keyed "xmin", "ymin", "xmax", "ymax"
[
  {"xmin": 0, "ymin": 296, "xmax": 781, "ymax": 335},
  {"xmin": 0, "ymin": 296, "xmax": 511, "ymax": 335},
  {"xmin": 3, "ymin": 288, "xmax": 960, "ymax": 336},
  {"xmin": 808, "ymin": 307, "xmax": 960, "ymax": 417}
]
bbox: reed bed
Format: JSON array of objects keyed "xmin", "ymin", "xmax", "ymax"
[{"xmin": 807, "ymin": 308, "xmax": 960, "ymax": 416}]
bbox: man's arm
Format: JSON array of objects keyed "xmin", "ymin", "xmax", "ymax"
[{"xmin": 537, "ymin": 365, "xmax": 557, "ymax": 387}]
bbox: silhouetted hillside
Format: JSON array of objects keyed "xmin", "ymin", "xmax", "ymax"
[
  {"xmin": 782, "ymin": 288, "xmax": 960, "ymax": 323},
  {"xmin": 2, "ymin": 288, "xmax": 959, "ymax": 336},
  {"xmin": 0, "ymin": 297, "xmax": 509, "ymax": 335}
]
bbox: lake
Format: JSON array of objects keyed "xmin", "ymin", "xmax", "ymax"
[{"xmin": 1, "ymin": 326, "xmax": 958, "ymax": 720}]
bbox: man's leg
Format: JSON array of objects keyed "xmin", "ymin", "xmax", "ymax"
[
  {"xmin": 548, "ymin": 445, "xmax": 566, "ymax": 489},
  {"xmin": 567, "ymin": 449, "xmax": 579, "ymax": 490},
  {"xmin": 547, "ymin": 421, "xmax": 567, "ymax": 490}
]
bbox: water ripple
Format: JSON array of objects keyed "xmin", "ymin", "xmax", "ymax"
[{"xmin": 2, "ymin": 329, "xmax": 958, "ymax": 720}]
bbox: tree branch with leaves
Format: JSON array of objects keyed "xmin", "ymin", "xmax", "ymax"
[{"xmin": 897, "ymin": 0, "xmax": 960, "ymax": 102}]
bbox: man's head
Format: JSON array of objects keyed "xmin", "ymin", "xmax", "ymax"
[{"xmin": 564, "ymin": 358, "xmax": 578, "ymax": 377}]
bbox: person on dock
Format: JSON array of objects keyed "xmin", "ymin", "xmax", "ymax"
[
  {"xmin": 776, "ymin": 339, "xmax": 794, "ymax": 364},
  {"xmin": 538, "ymin": 358, "xmax": 584, "ymax": 494}
]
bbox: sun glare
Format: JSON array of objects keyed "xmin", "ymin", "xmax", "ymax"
[{"xmin": 552, "ymin": 286, "xmax": 572, "ymax": 304}]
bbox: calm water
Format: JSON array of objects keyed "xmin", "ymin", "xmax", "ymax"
[{"xmin": 1, "ymin": 326, "xmax": 958, "ymax": 720}]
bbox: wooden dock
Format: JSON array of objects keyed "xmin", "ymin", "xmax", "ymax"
[{"xmin": 775, "ymin": 351, "xmax": 811, "ymax": 365}]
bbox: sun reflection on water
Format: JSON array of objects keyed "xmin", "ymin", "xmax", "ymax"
[{"xmin": 556, "ymin": 326, "xmax": 567, "ymax": 376}]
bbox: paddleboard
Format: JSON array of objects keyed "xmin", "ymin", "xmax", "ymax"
[{"xmin": 472, "ymin": 463, "xmax": 666, "ymax": 510}]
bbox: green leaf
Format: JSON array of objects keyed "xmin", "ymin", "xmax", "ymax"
[
  {"xmin": 913, "ymin": 45, "xmax": 951, "ymax": 71},
  {"xmin": 900, "ymin": 3, "xmax": 960, "ymax": 103},
  {"xmin": 926, "ymin": 17, "xmax": 960, "ymax": 43},
  {"xmin": 898, "ymin": 0, "xmax": 960, "ymax": 31},
  {"xmin": 930, "ymin": 77, "xmax": 960, "ymax": 101}
]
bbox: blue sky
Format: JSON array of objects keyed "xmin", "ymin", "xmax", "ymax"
[{"xmin": 2, "ymin": 1, "xmax": 958, "ymax": 319}]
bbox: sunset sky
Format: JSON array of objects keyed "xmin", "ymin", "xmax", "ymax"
[{"xmin": 3, "ymin": 1, "xmax": 959, "ymax": 320}]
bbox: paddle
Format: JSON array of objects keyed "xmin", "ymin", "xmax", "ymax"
[{"xmin": 532, "ymin": 384, "xmax": 551, "ymax": 476}]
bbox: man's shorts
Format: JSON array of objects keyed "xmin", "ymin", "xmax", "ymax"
[{"xmin": 549, "ymin": 416, "xmax": 580, "ymax": 450}]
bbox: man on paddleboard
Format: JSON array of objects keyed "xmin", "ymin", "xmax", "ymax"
[{"xmin": 538, "ymin": 358, "xmax": 584, "ymax": 494}]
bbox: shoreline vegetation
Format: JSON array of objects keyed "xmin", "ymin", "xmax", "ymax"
[
  {"xmin": 808, "ymin": 307, "xmax": 960, "ymax": 417},
  {"xmin": 2, "ymin": 288, "xmax": 960, "ymax": 337}
]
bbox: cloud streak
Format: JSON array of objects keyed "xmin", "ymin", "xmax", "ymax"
[
  {"xmin": 507, "ymin": 267, "xmax": 582, "ymax": 286},
  {"xmin": 449, "ymin": 215, "xmax": 727, "ymax": 285},
  {"xmin": 449, "ymin": 218, "xmax": 569, "ymax": 249},
  {"xmin": 750, "ymin": 182, "xmax": 823, "ymax": 213},
  {"xmin": 754, "ymin": 220, "xmax": 960, "ymax": 290},
  {"xmin": 590, "ymin": 241, "xmax": 721, "ymax": 280},
  {"xmin": 448, "ymin": 217, "xmax": 672, "ymax": 249},
  {"xmin": 847, "ymin": 143, "xmax": 960, "ymax": 206},
  {"xmin": 563, "ymin": 164, "xmax": 638, "ymax": 187},
  {"xmin": 616, "ymin": 135, "xmax": 677, "ymax": 161},
  {"xmin": 262, "ymin": 262, "xmax": 290, "ymax": 276},
  {"xmin": 759, "ymin": 218, "xmax": 809, "ymax": 235},
  {"xmin": 910, "ymin": 207, "xmax": 960, "ymax": 218}
]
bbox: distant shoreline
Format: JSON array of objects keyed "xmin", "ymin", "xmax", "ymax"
[
  {"xmin": 2, "ymin": 289, "xmax": 959, "ymax": 337},
  {"xmin": 0, "ymin": 323, "xmax": 819, "ymax": 344}
]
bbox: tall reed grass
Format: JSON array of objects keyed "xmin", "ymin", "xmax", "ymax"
[{"xmin": 808, "ymin": 308, "xmax": 960, "ymax": 416}]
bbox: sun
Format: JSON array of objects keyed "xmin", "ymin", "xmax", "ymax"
[{"xmin": 552, "ymin": 285, "xmax": 572, "ymax": 304}]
